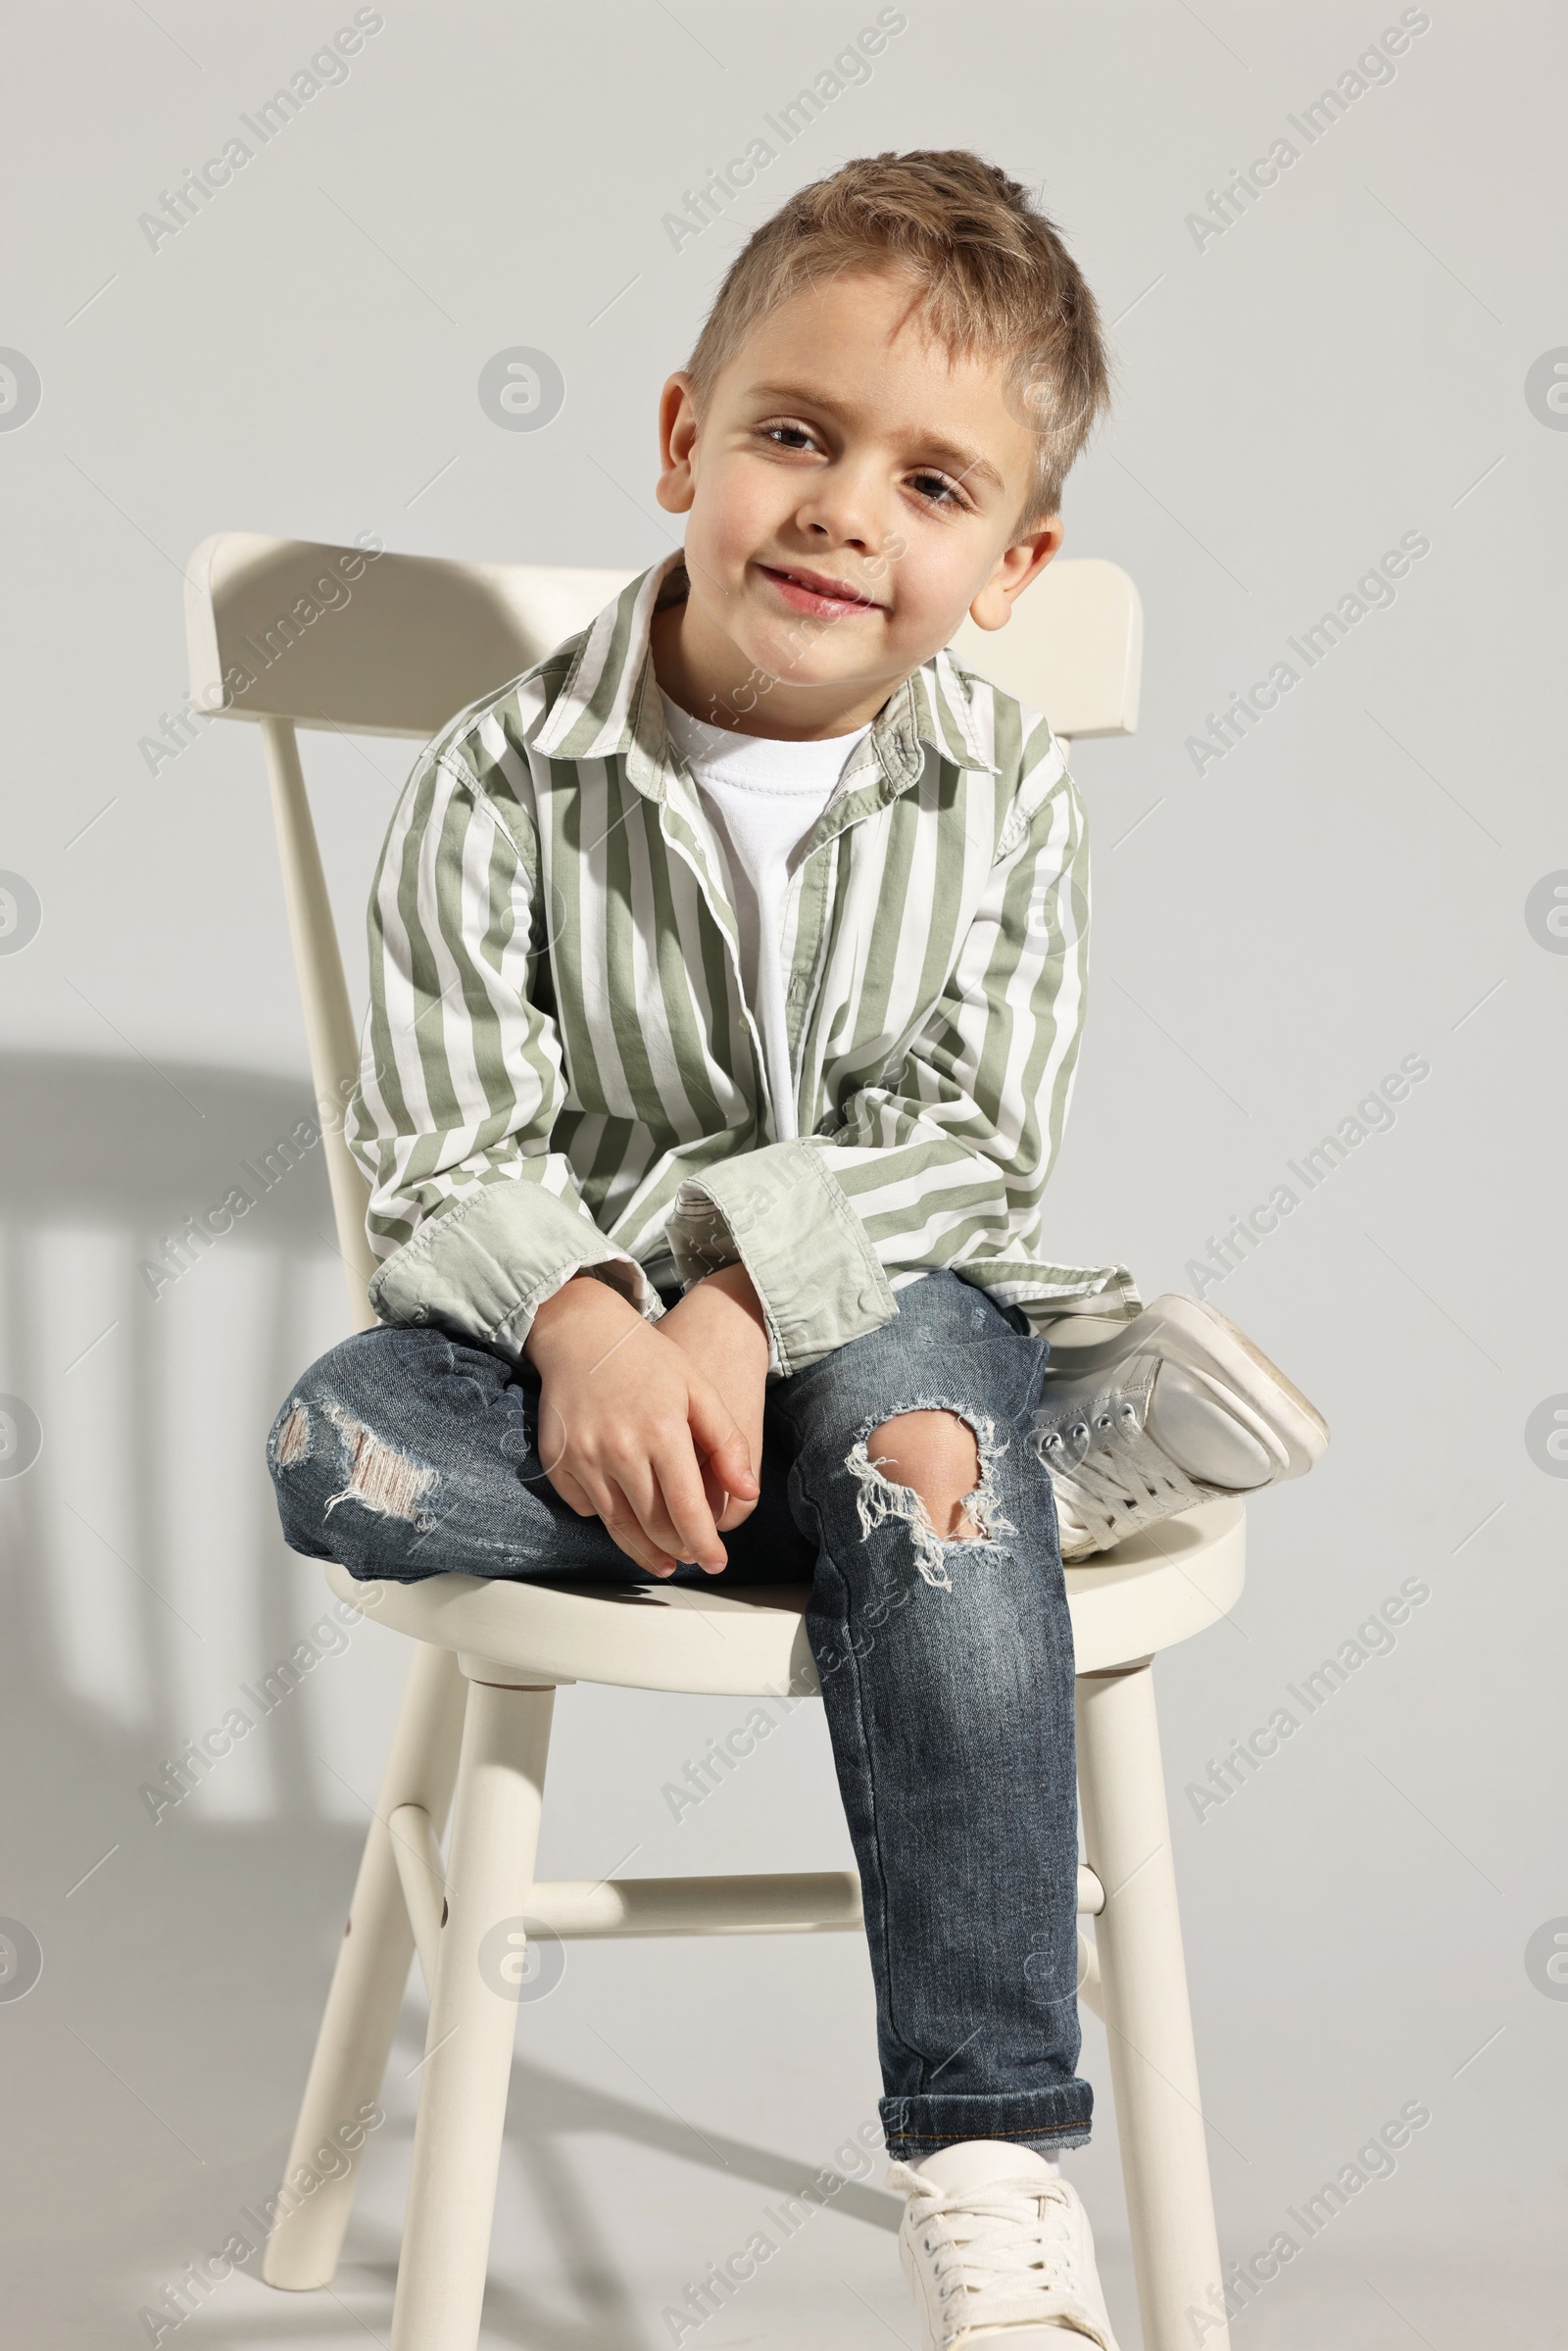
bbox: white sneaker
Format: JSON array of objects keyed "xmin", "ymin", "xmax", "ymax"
[
  {"xmin": 1032, "ymin": 1294, "xmax": 1329, "ymax": 1561},
  {"xmin": 890, "ymin": 2140, "xmax": 1120, "ymax": 2348}
]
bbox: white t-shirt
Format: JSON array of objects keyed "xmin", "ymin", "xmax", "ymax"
[{"xmin": 659, "ymin": 691, "xmax": 871, "ymax": 1142}]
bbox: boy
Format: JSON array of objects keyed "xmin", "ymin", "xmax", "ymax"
[{"xmin": 270, "ymin": 152, "xmax": 1325, "ymax": 2349}]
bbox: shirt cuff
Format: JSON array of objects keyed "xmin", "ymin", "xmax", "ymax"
[
  {"xmin": 368, "ymin": 1179, "xmax": 662, "ymax": 1360},
  {"xmin": 665, "ymin": 1141, "xmax": 897, "ymax": 1378}
]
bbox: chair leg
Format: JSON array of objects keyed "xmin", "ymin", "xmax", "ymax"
[
  {"xmin": 1076, "ymin": 1664, "xmax": 1230, "ymax": 2351},
  {"xmin": 389, "ymin": 1678, "xmax": 556, "ymax": 2351},
  {"xmin": 263, "ymin": 1642, "xmax": 467, "ymax": 2290}
]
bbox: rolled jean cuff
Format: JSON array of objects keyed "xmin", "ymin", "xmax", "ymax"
[{"xmin": 880, "ymin": 2086, "xmax": 1093, "ymax": 2162}]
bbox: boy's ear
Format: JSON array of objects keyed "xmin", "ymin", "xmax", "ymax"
[
  {"xmin": 656, "ymin": 371, "xmax": 700, "ymax": 515},
  {"xmin": 967, "ymin": 516, "xmax": 1064, "ymax": 632}
]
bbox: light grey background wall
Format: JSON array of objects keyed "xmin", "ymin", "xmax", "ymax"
[{"xmin": 2, "ymin": 3, "xmax": 1563, "ymax": 2345}]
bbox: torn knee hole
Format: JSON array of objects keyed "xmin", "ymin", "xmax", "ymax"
[
  {"xmin": 322, "ymin": 1402, "xmax": 438, "ymax": 1529},
  {"xmin": 867, "ymin": 1410, "xmax": 982, "ymax": 1538},
  {"xmin": 848, "ymin": 1405, "xmax": 1016, "ymax": 1592}
]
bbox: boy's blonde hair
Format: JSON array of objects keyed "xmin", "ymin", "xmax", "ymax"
[{"xmin": 687, "ymin": 149, "xmax": 1110, "ymax": 527}]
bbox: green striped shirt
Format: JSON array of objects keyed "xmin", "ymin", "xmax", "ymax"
[{"xmin": 347, "ymin": 554, "xmax": 1137, "ymax": 1377}]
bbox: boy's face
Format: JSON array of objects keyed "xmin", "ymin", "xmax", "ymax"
[{"xmin": 653, "ymin": 269, "xmax": 1064, "ymax": 736}]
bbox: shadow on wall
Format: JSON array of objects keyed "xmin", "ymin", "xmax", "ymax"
[
  {"xmin": 0, "ymin": 1049, "xmax": 340, "ymax": 1234},
  {"xmin": 0, "ymin": 1049, "xmax": 364, "ymax": 1833}
]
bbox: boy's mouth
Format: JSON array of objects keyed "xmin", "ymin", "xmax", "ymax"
[{"xmin": 756, "ymin": 563, "xmax": 885, "ymax": 619}]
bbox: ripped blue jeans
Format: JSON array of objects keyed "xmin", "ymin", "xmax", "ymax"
[{"xmin": 267, "ymin": 1267, "xmax": 1089, "ymax": 2158}]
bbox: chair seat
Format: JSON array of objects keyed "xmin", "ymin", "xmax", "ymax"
[{"xmin": 326, "ymin": 1494, "xmax": 1245, "ymax": 1695}]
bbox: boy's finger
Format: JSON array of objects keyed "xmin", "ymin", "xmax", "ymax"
[
  {"xmin": 686, "ymin": 1384, "xmax": 760, "ymax": 1495},
  {"xmin": 544, "ymin": 1462, "xmax": 597, "ymax": 1517},
  {"xmin": 713, "ymin": 1488, "xmax": 759, "ymax": 1534},
  {"xmin": 604, "ymin": 1452, "xmax": 686, "ymax": 1558},
  {"xmin": 645, "ymin": 1442, "xmax": 728, "ymax": 1572},
  {"xmin": 699, "ymin": 1462, "xmax": 759, "ymax": 1534},
  {"xmin": 698, "ymin": 1456, "xmax": 728, "ymax": 1516},
  {"xmin": 596, "ymin": 1478, "xmax": 678, "ymax": 1578}
]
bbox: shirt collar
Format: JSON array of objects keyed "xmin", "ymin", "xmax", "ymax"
[{"xmin": 529, "ymin": 552, "xmax": 999, "ymax": 789}]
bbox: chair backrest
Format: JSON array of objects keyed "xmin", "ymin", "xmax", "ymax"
[
  {"xmin": 186, "ymin": 531, "xmax": 1141, "ymax": 742},
  {"xmin": 185, "ymin": 533, "xmax": 1142, "ymax": 1324},
  {"xmin": 185, "ymin": 533, "xmax": 638, "ymax": 740}
]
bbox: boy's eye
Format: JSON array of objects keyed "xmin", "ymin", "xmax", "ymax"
[
  {"xmin": 908, "ymin": 469, "xmax": 966, "ymax": 508},
  {"xmin": 760, "ymin": 421, "xmax": 819, "ymax": 453}
]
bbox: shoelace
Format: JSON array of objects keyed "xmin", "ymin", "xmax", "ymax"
[
  {"xmin": 1034, "ymin": 1366, "xmax": 1208, "ymax": 1559},
  {"xmin": 890, "ymin": 2166, "xmax": 1103, "ymax": 2344}
]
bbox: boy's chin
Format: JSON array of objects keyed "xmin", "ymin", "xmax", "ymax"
[
  {"xmin": 747, "ymin": 659, "xmax": 889, "ymax": 704},
  {"xmin": 729, "ymin": 619, "xmax": 905, "ymax": 690}
]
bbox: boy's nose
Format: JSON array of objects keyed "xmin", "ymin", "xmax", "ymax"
[
  {"xmin": 793, "ymin": 469, "xmax": 880, "ymax": 553},
  {"xmin": 800, "ymin": 509, "xmax": 872, "ymax": 553}
]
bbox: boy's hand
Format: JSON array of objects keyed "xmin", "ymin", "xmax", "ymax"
[
  {"xmin": 522, "ymin": 1273, "xmax": 760, "ymax": 1577},
  {"xmin": 655, "ymin": 1263, "xmax": 770, "ymax": 1534}
]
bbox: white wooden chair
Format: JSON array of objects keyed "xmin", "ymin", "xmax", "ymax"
[{"xmin": 185, "ymin": 532, "xmax": 1234, "ymax": 2351}]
